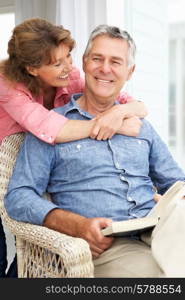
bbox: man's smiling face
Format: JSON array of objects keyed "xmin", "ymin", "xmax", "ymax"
[{"xmin": 83, "ymin": 35, "xmax": 135, "ymax": 104}]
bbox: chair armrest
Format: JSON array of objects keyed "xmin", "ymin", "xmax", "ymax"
[{"xmin": 2, "ymin": 210, "xmax": 94, "ymax": 277}]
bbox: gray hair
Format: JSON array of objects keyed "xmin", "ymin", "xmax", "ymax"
[{"xmin": 84, "ymin": 24, "xmax": 136, "ymax": 67}]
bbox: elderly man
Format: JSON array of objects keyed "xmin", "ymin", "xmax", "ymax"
[{"xmin": 5, "ymin": 25, "xmax": 185, "ymax": 277}]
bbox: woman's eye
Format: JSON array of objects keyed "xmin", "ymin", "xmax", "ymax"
[{"xmin": 54, "ymin": 63, "xmax": 61, "ymax": 67}]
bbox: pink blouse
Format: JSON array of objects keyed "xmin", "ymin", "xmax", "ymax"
[{"xmin": 0, "ymin": 67, "xmax": 131, "ymax": 144}]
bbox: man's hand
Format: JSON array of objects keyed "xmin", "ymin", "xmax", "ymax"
[
  {"xmin": 90, "ymin": 101, "xmax": 147, "ymax": 140},
  {"xmin": 76, "ymin": 217, "xmax": 114, "ymax": 258},
  {"xmin": 154, "ymin": 193, "xmax": 162, "ymax": 202},
  {"xmin": 118, "ymin": 116, "xmax": 142, "ymax": 137},
  {"xmin": 43, "ymin": 209, "xmax": 113, "ymax": 258}
]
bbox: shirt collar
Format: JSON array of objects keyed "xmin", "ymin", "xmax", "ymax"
[
  {"xmin": 63, "ymin": 93, "xmax": 93, "ymax": 119},
  {"xmin": 61, "ymin": 93, "xmax": 119, "ymax": 119}
]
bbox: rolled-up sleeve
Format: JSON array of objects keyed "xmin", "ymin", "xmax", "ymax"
[
  {"xmin": 146, "ymin": 121, "xmax": 185, "ymax": 193},
  {"xmin": 5, "ymin": 133, "xmax": 58, "ymax": 225},
  {"xmin": 0, "ymin": 76, "xmax": 68, "ymax": 144}
]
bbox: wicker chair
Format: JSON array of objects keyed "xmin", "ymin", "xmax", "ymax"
[{"xmin": 0, "ymin": 133, "xmax": 94, "ymax": 278}]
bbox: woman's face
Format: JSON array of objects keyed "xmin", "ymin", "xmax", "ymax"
[{"xmin": 27, "ymin": 43, "xmax": 73, "ymax": 88}]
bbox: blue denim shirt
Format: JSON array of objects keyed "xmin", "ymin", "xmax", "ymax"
[{"xmin": 5, "ymin": 94, "xmax": 185, "ymax": 225}]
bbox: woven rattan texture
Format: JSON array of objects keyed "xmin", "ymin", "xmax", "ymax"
[{"xmin": 0, "ymin": 133, "xmax": 94, "ymax": 277}]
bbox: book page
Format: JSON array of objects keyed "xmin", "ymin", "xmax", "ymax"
[
  {"xmin": 112, "ymin": 216, "xmax": 158, "ymax": 232},
  {"xmin": 101, "ymin": 215, "xmax": 159, "ymax": 236},
  {"xmin": 147, "ymin": 181, "xmax": 185, "ymax": 218}
]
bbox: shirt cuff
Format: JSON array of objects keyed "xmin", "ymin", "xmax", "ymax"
[
  {"xmin": 27, "ymin": 200, "xmax": 59, "ymax": 226},
  {"xmin": 36, "ymin": 110, "xmax": 68, "ymax": 144}
]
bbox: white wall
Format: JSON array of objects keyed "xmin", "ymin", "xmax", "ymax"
[
  {"xmin": 0, "ymin": 0, "xmax": 13, "ymax": 7},
  {"xmin": 169, "ymin": 23, "xmax": 185, "ymax": 169},
  {"xmin": 168, "ymin": 0, "xmax": 185, "ymax": 23},
  {"xmin": 14, "ymin": 0, "xmax": 60, "ymax": 24},
  {"xmin": 125, "ymin": 0, "xmax": 169, "ymax": 140},
  {"xmin": 0, "ymin": 2, "xmax": 15, "ymax": 59}
]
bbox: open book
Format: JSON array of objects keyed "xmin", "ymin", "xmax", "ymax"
[{"xmin": 101, "ymin": 181, "xmax": 185, "ymax": 237}]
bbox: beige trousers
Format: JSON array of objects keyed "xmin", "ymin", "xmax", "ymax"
[{"xmin": 94, "ymin": 197, "xmax": 185, "ymax": 277}]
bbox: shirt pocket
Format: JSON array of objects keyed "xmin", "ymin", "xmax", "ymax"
[
  {"xmin": 55, "ymin": 139, "xmax": 97, "ymax": 180},
  {"xmin": 114, "ymin": 138, "xmax": 150, "ymax": 175}
]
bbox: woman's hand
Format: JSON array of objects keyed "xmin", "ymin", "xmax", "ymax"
[
  {"xmin": 118, "ymin": 116, "xmax": 142, "ymax": 137},
  {"xmin": 90, "ymin": 105, "xmax": 124, "ymax": 140},
  {"xmin": 90, "ymin": 101, "xmax": 147, "ymax": 140}
]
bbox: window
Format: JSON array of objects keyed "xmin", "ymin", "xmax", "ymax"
[
  {"xmin": 168, "ymin": 40, "xmax": 176, "ymax": 150},
  {"xmin": 0, "ymin": 8, "xmax": 15, "ymax": 60},
  {"xmin": 168, "ymin": 0, "xmax": 185, "ymax": 169}
]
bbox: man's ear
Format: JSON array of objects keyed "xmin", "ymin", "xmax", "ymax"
[
  {"xmin": 127, "ymin": 64, "xmax": 135, "ymax": 81},
  {"xmin": 82, "ymin": 55, "xmax": 87, "ymax": 72},
  {"xmin": 26, "ymin": 66, "xmax": 38, "ymax": 77}
]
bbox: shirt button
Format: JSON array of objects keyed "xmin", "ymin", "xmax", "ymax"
[
  {"xmin": 128, "ymin": 196, "xmax": 133, "ymax": 201},
  {"xmin": 115, "ymin": 162, "xmax": 120, "ymax": 169},
  {"xmin": 77, "ymin": 144, "xmax": 81, "ymax": 150},
  {"xmin": 120, "ymin": 174, "xmax": 126, "ymax": 181},
  {"xmin": 138, "ymin": 140, "xmax": 142, "ymax": 144}
]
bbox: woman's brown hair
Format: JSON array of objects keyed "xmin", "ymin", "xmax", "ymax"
[{"xmin": 0, "ymin": 18, "xmax": 75, "ymax": 95}]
